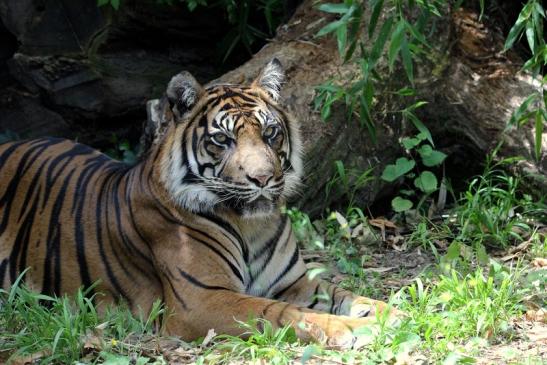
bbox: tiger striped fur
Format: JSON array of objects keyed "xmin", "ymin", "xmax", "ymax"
[{"xmin": 0, "ymin": 59, "xmax": 399, "ymax": 348}]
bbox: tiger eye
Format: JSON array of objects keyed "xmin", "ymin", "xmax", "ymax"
[
  {"xmin": 211, "ymin": 133, "xmax": 228, "ymax": 145},
  {"xmin": 264, "ymin": 126, "xmax": 277, "ymax": 139}
]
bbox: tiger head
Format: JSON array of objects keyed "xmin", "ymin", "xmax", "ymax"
[{"xmin": 147, "ymin": 59, "xmax": 303, "ymax": 218}]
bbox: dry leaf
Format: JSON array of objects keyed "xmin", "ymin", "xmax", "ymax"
[
  {"xmin": 201, "ymin": 328, "xmax": 217, "ymax": 347},
  {"xmin": 369, "ymin": 218, "xmax": 397, "ymax": 229},
  {"xmin": 363, "ymin": 267, "xmax": 395, "ymax": 273},
  {"xmin": 525, "ymin": 308, "xmax": 547, "ymax": 323},
  {"xmin": 531, "ymin": 258, "xmax": 547, "ymax": 268},
  {"xmin": 10, "ymin": 350, "xmax": 50, "ymax": 365}
]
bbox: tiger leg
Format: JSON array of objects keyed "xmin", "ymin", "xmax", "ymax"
[
  {"xmin": 273, "ymin": 274, "xmax": 399, "ymax": 319},
  {"xmin": 163, "ymin": 288, "xmax": 377, "ymax": 348}
]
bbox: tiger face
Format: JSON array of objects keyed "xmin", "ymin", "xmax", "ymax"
[{"xmin": 153, "ymin": 59, "xmax": 302, "ymax": 217}]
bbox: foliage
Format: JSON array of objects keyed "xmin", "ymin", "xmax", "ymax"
[
  {"xmin": 504, "ymin": 0, "xmax": 546, "ymax": 162},
  {"xmin": 97, "ymin": 0, "xmax": 287, "ymax": 62},
  {"xmin": 0, "ymin": 273, "xmax": 164, "ymax": 364},
  {"xmin": 381, "ymin": 122, "xmax": 447, "ymax": 213},
  {"xmin": 456, "ymin": 150, "xmax": 545, "ymax": 248},
  {"xmin": 105, "ymin": 135, "xmax": 140, "ymax": 164},
  {"xmin": 325, "ymin": 160, "xmax": 375, "ymax": 213},
  {"xmin": 398, "ymin": 262, "xmax": 526, "ymax": 360},
  {"xmin": 0, "ymin": 130, "xmax": 20, "ymax": 144},
  {"xmin": 202, "ymin": 319, "xmax": 298, "ymax": 364},
  {"xmin": 314, "ymin": 0, "xmax": 444, "ymax": 139}
]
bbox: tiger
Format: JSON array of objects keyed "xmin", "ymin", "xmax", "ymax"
[{"xmin": 0, "ymin": 59, "xmax": 399, "ymax": 348}]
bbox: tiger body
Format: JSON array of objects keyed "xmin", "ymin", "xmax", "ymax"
[{"xmin": 0, "ymin": 60, "xmax": 396, "ymax": 347}]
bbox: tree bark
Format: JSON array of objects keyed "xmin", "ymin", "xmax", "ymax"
[{"xmin": 148, "ymin": 1, "xmax": 544, "ymax": 215}]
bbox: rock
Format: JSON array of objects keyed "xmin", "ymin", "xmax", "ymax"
[{"xmin": 0, "ymin": 89, "xmax": 70, "ymax": 138}]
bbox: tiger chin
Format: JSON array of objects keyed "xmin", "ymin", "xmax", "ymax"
[{"xmin": 0, "ymin": 58, "xmax": 401, "ymax": 349}]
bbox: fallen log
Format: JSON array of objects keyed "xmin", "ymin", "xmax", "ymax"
[{"xmin": 143, "ymin": 1, "xmax": 546, "ymax": 215}]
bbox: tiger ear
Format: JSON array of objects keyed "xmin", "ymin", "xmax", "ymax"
[
  {"xmin": 166, "ymin": 71, "xmax": 204, "ymax": 120},
  {"xmin": 252, "ymin": 58, "xmax": 285, "ymax": 102},
  {"xmin": 141, "ymin": 98, "xmax": 174, "ymax": 153}
]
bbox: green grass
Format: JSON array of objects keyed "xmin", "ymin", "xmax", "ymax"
[
  {"xmin": 456, "ymin": 155, "xmax": 546, "ymax": 249},
  {"xmin": 0, "ymin": 273, "xmax": 164, "ymax": 364}
]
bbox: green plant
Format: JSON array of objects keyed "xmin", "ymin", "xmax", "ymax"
[
  {"xmin": 0, "ymin": 130, "xmax": 20, "ymax": 144},
  {"xmin": 398, "ymin": 262, "xmax": 526, "ymax": 362},
  {"xmin": 97, "ymin": 0, "xmax": 287, "ymax": 62},
  {"xmin": 105, "ymin": 135, "xmax": 140, "ymax": 164},
  {"xmin": 284, "ymin": 207, "xmax": 324, "ymax": 249},
  {"xmin": 0, "ymin": 273, "xmax": 164, "ymax": 364},
  {"xmin": 203, "ymin": 319, "xmax": 298, "ymax": 364},
  {"xmin": 381, "ymin": 124, "xmax": 447, "ymax": 213},
  {"xmin": 456, "ymin": 150, "xmax": 544, "ymax": 249},
  {"xmin": 504, "ymin": 0, "xmax": 546, "ymax": 162},
  {"xmin": 97, "ymin": 0, "xmax": 121, "ymax": 10},
  {"xmin": 314, "ymin": 0, "xmax": 445, "ymax": 139},
  {"xmin": 325, "ymin": 160, "xmax": 375, "ymax": 213}
]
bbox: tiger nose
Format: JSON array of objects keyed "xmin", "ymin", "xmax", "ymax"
[{"xmin": 246, "ymin": 173, "xmax": 272, "ymax": 187}]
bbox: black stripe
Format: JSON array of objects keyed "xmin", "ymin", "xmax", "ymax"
[
  {"xmin": 73, "ymin": 156, "xmax": 109, "ymax": 295},
  {"xmin": 266, "ymin": 245, "xmax": 301, "ymax": 293},
  {"xmin": 306, "ymin": 283, "xmax": 321, "ymax": 308},
  {"xmin": 186, "ymin": 231, "xmax": 244, "ymax": 283},
  {"xmin": 197, "ymin": 211, "xmax": 246, "ymax": 259},
  {"xmin": 272, "ymin": 271, "xmax": 306, "ymax": 300},
  {"xmin": 0, "ymin": 259, "xmax": 7, "ymax": 287},
  {"xmin": 329, "ymin": 287, "xmax": 341, "ymax": 314},
  {"xmin": 164, "ymin": 275, "xmax": 187, "ymax": 309},
  {"xmin": 42, "ymin": 168, "xmax": 76, "ymax": 295},
  {"xmin": 178, "ymin": 268, "xmax": 231, "ymax": 291},
  {"xmin": 95, "ymin": 169, "xmax": 131, "ymax": 304}
]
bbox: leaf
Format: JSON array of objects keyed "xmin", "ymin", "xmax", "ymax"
[
  {"xmin": 392, "ymin": 196, "xmax": 413, "ymax": 212},
  {"xmin": 336, "ymin": 25, "xmax": 347, "ymax": 56},
  {"xmin": 301, "ymin": 345, "xmax": 321, "ymax": 364},
  {"xmin": 534, "ymin": 109, "xmax": 544, "ymax": 162},
  {"xmin": 344, "ymin": 5, "xmax": 363, "ymax": 61},
  {"xmin": 405, "ymin": 112, "xmax": 433, "ymax": 146},
  {"xmin": 504, "ymin": 21, "xmax": 524, "ymax": 51},
  {"xmin": 370, "ymin": 16, "xmax": 394, "ymax": 67},
  {"xmin": 445, "ymin": 241, "xmax": 461, "ymax": 261},
  {"xmin": 418, "ymin": 145, "xmax": 447, "ymax": 166},
  {"xmin": 307, "ymin": 267, "xmax": 328, "ymax": 280},
  {"xmin": 381, "ymin": 157, "xmax": 416, "ymax": 182},
  {"xmin": 400, "ymin": 36, "xmax": 414, "ymax": 82},
  {"xmin": 402, "ymin": 137, "xmax": 421, "ymax": 150},
  {"xmin": 388, "ymin": 20, "xmax": 406, "ymax": 70},
  {"xmin": 417, "ymin": 144, "xmax": 433, "ymax": 156},
  {"xmin": 396, "ymin": 87, "xmax": 415, "ymax": 96},
  {"xmin": 110, "ymin": 0, "xmax": 120, "ymax": 10},
  {"xmin": 316, "ymin": 19, "xmax": 344, "ymax": 37},
  {"xmin": 368, "ymin": 0, "xmax": 385, "ymax": 38},
  {"xmin": 317, "ymin": 3, "xmax": 350, "ymax": 14},
  {"xmin": 97, "ymin": 0, "xmax": 110, "ymax": 6},
  {"xmin": 414, "ymin": 171, "xmax": 437, "ymax": 193}
]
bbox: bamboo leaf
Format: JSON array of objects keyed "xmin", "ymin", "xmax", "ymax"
[
  {"xmin": 368, "ymin": 0, "xmax": 385, "ymax": 38},
  {"xmin": 318, "ymin": 3, "xmax": 350, "ymax": 14},
  {"xmin": 370, "ymin": 16, "xmax": 394, "ymax": 67},
  {"xmin": 534, "ymin": 109, "xmax": 544, "ymax": 162},
  {"xmin": 388, "ymin": 20, "xmax": 406, "ymax": 70},
  {"xmin": 316, "ymin": 19, "xmax": 344, "ymax": 37},
  {"xmin": 401, "ymin": 35, "xmax": 414, "ymax": 83}
]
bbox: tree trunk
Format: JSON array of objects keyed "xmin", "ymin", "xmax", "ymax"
[{"xmin": 153, "ymin": 1, "xmax": 544, "ymax": 215}]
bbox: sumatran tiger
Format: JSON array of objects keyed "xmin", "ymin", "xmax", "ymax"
[{"xmin": 0, "ymin": 59, "xmax": 399, "ymax": 348}]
